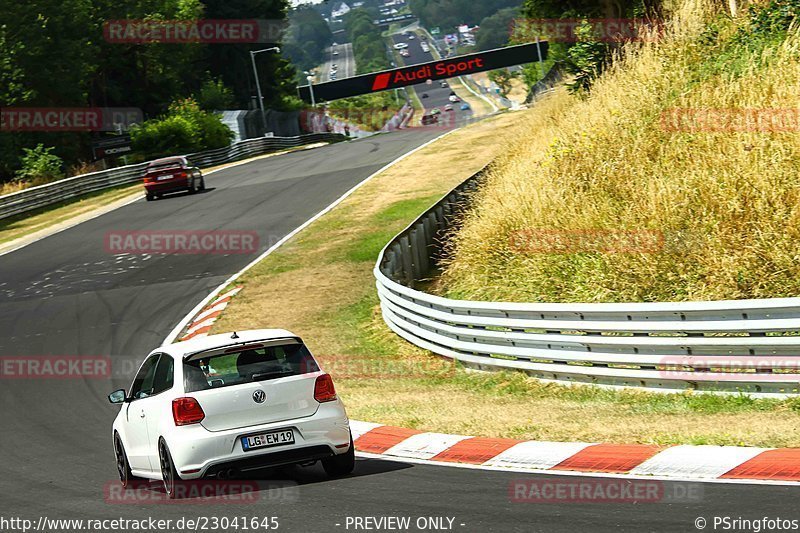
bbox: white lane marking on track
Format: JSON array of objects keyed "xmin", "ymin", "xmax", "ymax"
[
  {"xmin": 482, "ymin": 441, "xmax": 595, "ymax": 470},
  {"xmin": 184, "ymin": 317, "xmax": 218, "ymax": 336},
  {"xmin": 210, "ymin": 287, "xmax": 241, "ymax": 306},
  {"xmin": 350, "ymin": 421, "xmax": 383, "ymax": 440},
  {"xmin": 192, "ymin": 300, "xmax": 229, "ymax": 324},
  {"xmin": 383, "ymin": 432, "xmax": 471, "ymax": 460},
  {"xmin": 629, "ymin": 445, "xmax": 769, "ymax": 479}
]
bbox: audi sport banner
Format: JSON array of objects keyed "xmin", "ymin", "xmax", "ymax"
[{"xmin": 297, "ymin": 41, "xmax": 549, "ymax": 103}]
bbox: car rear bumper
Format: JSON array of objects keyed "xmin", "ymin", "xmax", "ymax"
[
  {"xmin": 144, "ymin": 178, "xmax": 190, "ymax": 194},
  {"xmin": 166, "ymin": 401, "xmax": 351, "ymax": 480},
  {"xmin": 203, "ymin": 445, "xmax": 334, "ymax": 478}
]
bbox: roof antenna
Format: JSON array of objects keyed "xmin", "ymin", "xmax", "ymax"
[{"xmin": 231, "ymin": 331, "xmax": 239, "ymax": 339}]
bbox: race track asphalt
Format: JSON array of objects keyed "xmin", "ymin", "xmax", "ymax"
[{"xmin": 0, "ymin": 129, "xmax": 795, "ymax": 533}]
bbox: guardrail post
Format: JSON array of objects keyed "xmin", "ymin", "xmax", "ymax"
[
  {"xmin": 409, "ymin": 228, "xmax": 422, "ymax": 280},
  {"xmin": 399, "ymin": 235, "xmax": 414, "ymax": 287}
]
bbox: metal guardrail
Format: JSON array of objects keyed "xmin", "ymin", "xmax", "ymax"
[
  {"xmin": 0, "ymin": 133, "xmax": 345, "ymax": 221},
  {"xmin": 375, "ymin": 167, "xmax": 800, "ymax": 395},
  {"xmin": 526, "ymin": 63, "xmax": 566, "ymax": 104}
]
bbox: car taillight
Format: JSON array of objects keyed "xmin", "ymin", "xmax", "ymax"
[
  {"xmin": 143, "ymin": 175, "xmax": 154, "ymax": 183},
  {"xmin": 314, "ymin": 374, "xmax": 337, "ymax": 403},
  {"xmin": 172, "ymin": 397, "xmax": 205, "ymax": 426}
]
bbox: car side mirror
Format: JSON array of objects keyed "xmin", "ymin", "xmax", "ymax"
[{"xmin": 108, "ymin": 389, "xmax": 127, "ymax": 404}]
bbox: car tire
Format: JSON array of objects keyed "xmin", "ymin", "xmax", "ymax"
[
  {"xmin": 145, "ymin": 193, "xmax": 155, "ymax": 202},
  {"xmin": 188, "ymin": 179, "xmax": 197, "ymax": 194},
  {"xmin": 198, "ymin": 176, "xmax": 206, "ymax": 191},
  {"xmin": 159, "ymin": 439, "xmax": 183, "ymax": 500},
  {"xmin": 322, "ymin": 434, "xmax": 355, "ymax": 478},
  {"xmin": 114, "ymin": 434, "xmax": 139, "ymax": 488}
]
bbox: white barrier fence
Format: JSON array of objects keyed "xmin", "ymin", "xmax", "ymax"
[
  {"xmin": 0, "ymin": 133, "xmax": 345, "ymax": 221},
  {"xmin": 374, "ymin": 169, "xmax": 800, "ymax": 395}
]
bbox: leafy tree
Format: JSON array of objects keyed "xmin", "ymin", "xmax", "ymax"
[
  {"xmin": 521, "ymin": 0, "xmax": 663, "ymax": 92},
  {"xmin": 488, "ymin": 69, "xmax": 517, "ymax": 96},
  {"xmin": 344, "ymin": 8, "xmax": 391, "ymax": 74},
  {"xmin": 130, "ymin": 98, "xmax": 233, "ymax": 159},
  {"xmin": 475, "ymin": 7, "xmax": 521, "ymax": 51},
  {"xmin": 200, "ymin": 0, "xmax": 293, "ymax": 111},
  {"xmin": 408, "ymin": 0, "xmax": 524, "ymax": 31},
  {"xmin": 282, "ymin": 6, "xmax": 333, "ymax": 72},
  {"xmin": 196, "ymin": 77, "xmax": 236, "ymax": 111},
  {"xmin": 0, "ymin": 0, "xmax": 299, "ymax": 182},
  {"xmin": 14, "ymin": 145, "xmax": 64, "ymax": 183}
]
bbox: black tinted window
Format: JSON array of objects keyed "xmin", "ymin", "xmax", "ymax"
[
  {"xmin": 129, "ymin": 355, "xmax": 160, "ymax": 399},
  {"xmin": 184, "ymin": 342, "xmax": 319, "ymax": 393},
  {"xmin": 152, "ymin": 354, "xmax": 174, "ymax": 395}
]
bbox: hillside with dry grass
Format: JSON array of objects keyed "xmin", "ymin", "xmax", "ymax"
[{"xmin": 440, "ymin": 0, "xmax": 800, "ymax": 303}]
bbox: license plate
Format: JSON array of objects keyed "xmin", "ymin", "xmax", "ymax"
[
  {"xmin": 157, "ymin": 174, "xmax": 173, "ymax": 181},
  {"xmin": 241, "ymin": 430, "xmax": 294, "ymax": 451}
]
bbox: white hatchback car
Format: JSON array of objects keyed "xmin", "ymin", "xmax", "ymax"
[{"xmin": 108, "ymin": 330, "xmax": 354, "ymax": 498}]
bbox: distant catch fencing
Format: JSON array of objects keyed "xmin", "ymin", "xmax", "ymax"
[
  {"xmin": 0, "ymin": 133, "xmax": 345, "ymax": 221},
  {"xmin": 374, "ymin": 166, "xmax": 800, "ymax": 396}
]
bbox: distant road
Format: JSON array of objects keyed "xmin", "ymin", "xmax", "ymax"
[
  {"xmin": 319, "ymin": 42, "xmax": 355, "ymax": 82},
  {"xmin": 391, "ymin": 33, "xmax": 474, "ymax": 125}
]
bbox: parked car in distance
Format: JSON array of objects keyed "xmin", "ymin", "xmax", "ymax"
[{"xmin": 143, "ymin": 156, "xmax": 204, "ymax": 201}]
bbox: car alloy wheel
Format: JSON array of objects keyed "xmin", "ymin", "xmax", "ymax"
[
  {"xmin": 159, "ymin": 440, "xmax": 178, "ymax": 499},
  {"xmin": 114, "ymin": 436, "xmax": 132, "ymax": 488}
]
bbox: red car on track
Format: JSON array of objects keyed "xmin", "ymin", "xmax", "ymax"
[{"xmin": 143, "ymin": 156, "xmax": 205, "ymax": 201}]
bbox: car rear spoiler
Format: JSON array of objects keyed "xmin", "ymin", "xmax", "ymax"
[{"xmin": 183, "ymin": 337, "xmax": 302, "ymax": 362}]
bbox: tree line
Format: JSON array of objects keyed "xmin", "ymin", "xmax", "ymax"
[{"xmin": 0, "ymin": 0, "xmax": 300, "ymax": 183}]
